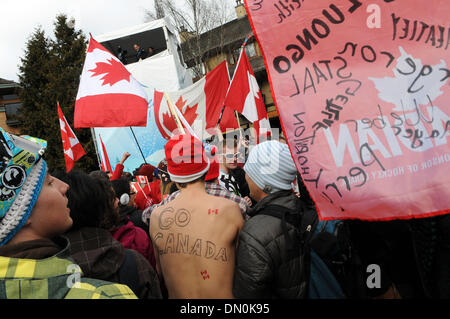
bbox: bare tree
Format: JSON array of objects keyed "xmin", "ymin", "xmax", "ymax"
[
  {"xmin": 144, "ymin": 0, "xmax": 235, "ymax": 79},
  {"xmin": 146, "ymin": 0, "xmax": 165, "ymax": 20}
]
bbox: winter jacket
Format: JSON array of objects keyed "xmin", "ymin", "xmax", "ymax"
[
  {"xmin": 0, "ymin": 237, "xmax": 137, "ymax": 299},
  {"xmin": 233, "ymin": 190, "xmax": 312, "ymax": 299},
  {"xmin": 111, "ymin": 220, "xmax": 156, "ymax": 270},
  {"xmin": 230, "ymin": 166, "xmax": 251, "ymax": 198},
  {"xmin": 65, "ymin": 227, "xmax": 162, "ymax": 299},
  {"xmin": 119, "ymin": 205, "xmax": 149, "ymax": 236},
  {"xmin": 110, "ymin": 163, "xmax": 124, "ymax": 181}
]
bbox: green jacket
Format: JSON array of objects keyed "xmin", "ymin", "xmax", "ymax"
[{"xmin": 0, "ymin": 238, "xmax": 137, "ymax": 299}]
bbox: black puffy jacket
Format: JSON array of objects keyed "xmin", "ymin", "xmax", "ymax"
[{"xmin": 233, "ymin": 191, "xmax": 315, "ymax": 299}]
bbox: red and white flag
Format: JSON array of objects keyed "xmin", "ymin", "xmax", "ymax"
[
  {"xmin": 153, "ymin": 61, "xmax": 238, "ymax": 140},
  {"xmin": 130, "ymin": 182, "xmax": 139, "ymax": 194},
  {"xmin": 136, "ymin": 175, "xmax": 149, "ymax": 185},
  {"xmin": 57, "ymin": 102, "xmax": 86, "ymax": 172},
  {"xmin": 223, "ymin": 49, "xmax": 271, "ymax": 142},
  {"xmin": 99, "ymin": 135, "xmax": 112, "ymax": 173},
  {"xmin": 74, "ymin": 35, "xmax": 148, "ymax": 128},
  {"xmin": 131, "ymin": 182, "xmax": 147, "ymax": 197},
  {"xmin": 246, "ymin": 0, "xmax": 450, "ymax": 221}
]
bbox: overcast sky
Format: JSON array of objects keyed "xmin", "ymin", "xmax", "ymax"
[{"xmin": 0, "ymin": 0, "xmax": 161, "ymax": 82}]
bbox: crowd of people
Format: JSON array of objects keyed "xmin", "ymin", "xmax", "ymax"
[
  {"xmin": 0, "ymin": 127, "xmax": 448, "ymax": 299},
  {"xmin": 116, "ymin": 43, "xmax": 156, "ymax": 65}
]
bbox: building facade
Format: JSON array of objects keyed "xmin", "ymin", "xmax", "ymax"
[
  {"xmin": 0, "ymin": 78, "xmax": 21, "ymax": 135},
  {"xmin": 180, "ymin": 0, "xmax": 280, "ymax": 131}
]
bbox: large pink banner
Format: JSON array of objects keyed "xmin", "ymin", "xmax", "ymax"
[{"xmin": 245, "ymin": 0, "xmax": 450, "ymax": 220}]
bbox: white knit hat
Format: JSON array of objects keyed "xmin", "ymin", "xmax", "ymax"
[
  {"xmin": 0, "ymin": 128, "xmax": 47, "ymax": 246},
  {"xmin": 244, "ymin": 140, "xmax": 297, "ymax": 194}
]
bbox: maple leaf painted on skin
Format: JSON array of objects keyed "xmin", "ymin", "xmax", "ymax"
[
  {"xmin": 162, "ymin": 96, "xmax": 198, "ymax": 133},
  {"xmin": 88, "ymin": 58, "xmax": 131, "ymax": 86}
]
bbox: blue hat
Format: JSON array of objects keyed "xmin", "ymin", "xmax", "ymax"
[
  {"xmin": 0, "ymin": 128, "xmax": 47, "ymax": 246},
  {"xmin": 244, "ymin": 141, "xmax": 297, "ymax": 194}
]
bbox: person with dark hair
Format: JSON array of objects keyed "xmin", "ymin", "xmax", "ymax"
[
  {"xmin": 168, "ymin": 183, "xmax": 178, "ymax": 194},
  {"xmin": 122, "ymin": 171, "xmax": 134, "ymax": 182},
  {"xmin": 111, "ymin": 178, "xmax": 146, "ymax": 231},
  {"xmin": 89, "ymin": 152, "xmax": 131, "ymax": 182},
  {"xmin": 148, "ymin": 46, "xmax": 155, "ymax": 57},
  {"xmin": 111, "ymin": 178, "xmax": 156, "ymax": 269},
  {"xmin": 89, "ymin": 169, "xmax": 110, "ymax": 181},
  {"xmin": 150, "ymin": 134, "xmax": 244, "ymax": 298},
  {"xmin": 58, "ymin": 170, "xmax": 162, "ymax": 299},
  {"xmin": 157, "ymin": 160, "xmax": 173, "ymax": 200},
  {"xmin": 55, "ymin": 170, "xmax": 119, "ymax": 231},
  {"xmin": 0, "ymin": 129, "xmax": 137, "ymax": 299},
  {"xmin": 218, "ymin": 138, "xmax": 241, "ymax": 195},
  {"xmin": 134, "ymin": 43, "xmax": 148, "ymax": 61},
  {"xmin": 117, "ymin": 45, "xmax": 128, "ymax": 64},
  {"xmin": 218, "ymin": 138, "xmax": 253, "ymax": 208}
]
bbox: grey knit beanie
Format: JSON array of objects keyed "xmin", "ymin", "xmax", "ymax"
[{"xmin": 244, "ymin": 140, "xmax": 297, "ymax": 194}]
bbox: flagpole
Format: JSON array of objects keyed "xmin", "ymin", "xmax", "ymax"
[
  {"xmin": 129, "ymin": 127, "xmax": 148, "ymax": 164},
  {"xmin": 164, "ymin": 92, "xmax": 186, "ymax": 134},
  {"xmin": 226, "ymin": 59, "xmax": 244, "ymax": 139},
  {"xmin": 217, "ymin": 104, "xmax": 226, "ymax": 125},
  {"xmin": 218, "ymin": 60, "xmax": 243, "ymax": 136}
]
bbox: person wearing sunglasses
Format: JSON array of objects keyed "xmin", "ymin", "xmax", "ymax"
[
  {"xmin": 218, "ymin": 139, "xmax": 242, "ymax": 195},
  {"xmin": 218, "ymin": 139, "xmax": 253, "ymax": 208}
]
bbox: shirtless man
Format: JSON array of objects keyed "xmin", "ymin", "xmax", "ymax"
[{"xmin": 150, "ymin": 134, "xmax": 244, "ymax": 298}]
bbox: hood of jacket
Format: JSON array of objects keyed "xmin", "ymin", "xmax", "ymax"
[
  {"xmin": 65, "ymin": 227, "xmax": 125, "ymax": 281},
  {"xmin": 111, "ymin": 220, "xmax": 151, "ymax": 261},
  {"xmin": 0, "ymin": 236, "xmax": 137, "ymax": 299},
  {"xmin": 0, "ymin": 237, "xmax": 63, "ymax": 259}
]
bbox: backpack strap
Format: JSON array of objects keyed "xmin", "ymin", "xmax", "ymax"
[
  {"xmin": 260, "ymin": 204, "xmax": 296, "ymax": 250},
  {"xmin": 259, "ymin": 200, "xmax": 316, "ymax": 299},
  {"xmin": 119, "ymin": 249, "xmax": 140, "ymax": 295}
]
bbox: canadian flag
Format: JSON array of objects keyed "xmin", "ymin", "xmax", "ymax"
[
  {"xmin": 136, "ymin": 175, "xmax": 149, "ymax": 185},
  {"xmin": 99, "ymin": 134, "xmax": 112, "ymax": 173},
  {"xmin": 154, "ymin": 61, "xmax": 238, "ymax": 140},
  {"xmin": 74, "ymin": 35, "xmax": 148, "ymax": 128},
  {"xmin": 57, "ymin": 102, "xmax": 86, "ymax": 172},
  {"xmin": 223, "ymin": 49, "xmax": 271, "ymax": 142},
  {"xmin": 130, "ymin": 182, "xmax": 139, "ymax": 194}
]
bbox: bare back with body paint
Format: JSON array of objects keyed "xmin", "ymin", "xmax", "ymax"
[{"xmin": 150, "ymin": 180, "xmax": 244, "ymax": 299}]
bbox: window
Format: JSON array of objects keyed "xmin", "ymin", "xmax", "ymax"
[
  {"xmin": 233, "ymin": 48, "xmax": 241, "ymax": 62},
  {"xmin": 1, "ymin": 94, "xmax": 18, "ymax": 101},
  {"xmin": 245, "ymin": 43, "xmax": 256, "ymax": 58},
  {"xmin": 5, "ymin": 102, "xmax": 21, "ymax": 126},
  {"xmin": 227, "ymin": 48, "xmax": 242, "ymax": 66},
  {"xmin": 227, "ymin": 52, "xmax": 235, "ymax": 65}
]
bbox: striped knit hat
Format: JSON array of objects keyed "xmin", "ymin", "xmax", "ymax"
[
  {"xmin": 0, "ymin": 128, "xmax": 47, "ymax": 246},
  {"xmin": 244, "ymin": 140, "xmax": 297, "ymax": 194}
]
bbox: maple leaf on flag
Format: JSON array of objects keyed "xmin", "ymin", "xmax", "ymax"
[
  {"xmin": 88, "ymin": 58, "xmax": 131, "ymax": 86},
  {"xmin": 162, "ymin": 96, "xmax": 198, "ymax": 133}
]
